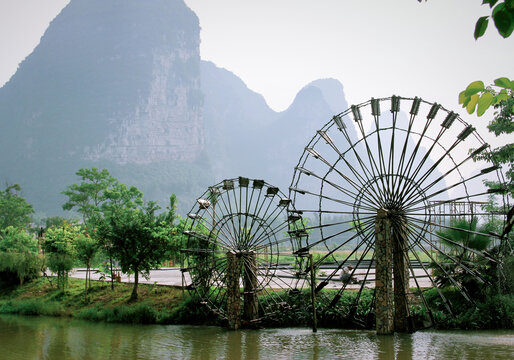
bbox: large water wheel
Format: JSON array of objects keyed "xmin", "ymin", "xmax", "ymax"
[
  {"xmin": 181, "ymin": 177, "xmax": 308, "ymax": 328},
  {"xmin": 289, "ymin": 96, "xmax": 511, "ymax": 332}
]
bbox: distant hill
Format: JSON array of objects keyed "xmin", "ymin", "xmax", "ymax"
[
  {"xmin": 0, "ymin": 0, "xmax": 354, "ymax": 216},
  {"xmin": 201, "ymin": 61, "xmax": 351, "ymax": 191}
]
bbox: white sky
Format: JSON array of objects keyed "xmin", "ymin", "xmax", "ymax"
[{"xmin": 1, "ymin": 0, "xmax": 513, "ymax": 144}]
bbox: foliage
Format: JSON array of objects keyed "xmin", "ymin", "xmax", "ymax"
[
  {"xmin": 431, "ymin": 218, "xmax": 514, "ymax": 301},
  {"xmin": 454, "ymin": 3, "xmax": 513, "ymax": 204},
  {"xmin": 0, "ymin": 227, "xmax": 42, "ymax": 286},
  {"xmin": 62, "ymin": 168, "xmax": 117, "ymax": 225},
  {"xmin": 432, "ymin": 218, "xmax": 499, "ymax": 299},
  {"xmin": 411, "ymin": 287, "xmax": 514, "ymax": 329},
  {"xmin": 62, "ymin": 167, "xmax": 143, "ymax": 227},
  {"xmin": 258, "ymin": 289, "xmax": 375, "ymax": 328},
  {"xmin": 482, "ymin": 95, "xmax": 514, "ymax": 195},
  {"xmin": 158, "ymin": 194, "xmax": 178, "ymax": 225},
  {"xmin": 158, "ymin": 194, "xmax": 184, "ymax": 266},
  {"xmin": 44, "ymin": 216, "xmax": 71, "ymax": 229},
  {"xmin": 76, "ymin": 302, "xmax": 159, "ymax": 324},
  {"xmin": 96, "ymin": 202, "xmax": 172, "ymax": 301},
  {"xmin": 62, "ymin": 167, "xmax": 147, "ymax": 290},
  {"xmin": 0, "ymin": 184, "xmax": 34, "ymax": 230},
  {"xmin": 0, "ymin": 276, "xmax": 214, "ymax": 325},
  {"xmin": 473, "ymin": 0, "xmax": 514, "ymax": 39},
  {"xmin": 43, "ymin": 225, "xmax": 79, "ymax": 290},
  {"xmin": 74, "ymin": 231, "xmax": 100, "ymax": 295},
  {"xmin": 459, "ymin": 77, "xmax": 514, "ymax": 117},
  {"xmin": 418, "ymin": 0, "xmax": 514, "ymax": 39},
  {"xmin": 166, "ymin": 215, "xmax": 188, "ymax": 267},
  {"xmin": 100, "ymin": 181, "xmax": 144, "ymax": 217},
  {"xmin": 0, "ymin": 298, "xmax": 64, "ymax": 316}
]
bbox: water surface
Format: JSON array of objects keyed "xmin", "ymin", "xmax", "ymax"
[{"xmin": 1, "ymin": 315, "xmax": 513, "ymax": 359}]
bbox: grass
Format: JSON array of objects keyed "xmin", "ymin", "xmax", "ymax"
[
  {"xmin": 2, "ymin": 275, "xmax": 512, "ymax": 330},
  {"xmin": 0, "ymin": 277, "xmax": 217, "ymax": 325}
]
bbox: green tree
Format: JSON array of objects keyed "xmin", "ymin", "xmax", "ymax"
[
  {"xmin": 62, "ymin": 168, "xmax": 144, "ymax": 290},
  {"xmin": 101, "ymin": 181, "xmax": 144, "ymax": 216},
  {"xmin": 159, "ymin": 194, "xmax": 182, "ymax": 266},
  {"xmin": 44, "ymin": 224, "xmax": 78, "ymax": 290},
  {"xmin": 0, "ymin": 184, "xmax": 34, "ymax": 230},
  {"xmin": 74, "ymin": 231, "xmax": 99, "ymax": 296},
  {"xmin": 167, "ymin": 215, "xmax": 188, "ymax": 267},
  {"xmin": 62, "ymin": 168, "xmax": 118, "ymax": 226},
  {"xmin": 0, "ymin": 226, "xmax": 42, "ymax": 286},
  {"xmin": 98, "ymin": 180, "xmax": 144, "ymax": 290},
  {"xmin": 97, "ymin": 202, "xmax": 171, "ymax": 301},
  {"xmin": 159, "ymin": 194, "xmax": 178, "ymax": 225}
]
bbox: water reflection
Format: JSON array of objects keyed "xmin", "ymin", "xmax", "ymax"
[{"xmin": 1, "ymin": 315, "xmax": 513, "ymax": 359}]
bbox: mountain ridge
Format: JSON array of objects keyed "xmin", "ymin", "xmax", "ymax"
[{"xmin": 0, "ymin": 0, "xmax": 352, "ymax": 216}]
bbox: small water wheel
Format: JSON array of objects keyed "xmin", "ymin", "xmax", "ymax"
[
  {"xmin": 181, "ymin": 177, "xmax": 308, "ymax": 328},
  {"xmin": 289, "ymin": 96, "xmax": 511, "ymax": 332}
]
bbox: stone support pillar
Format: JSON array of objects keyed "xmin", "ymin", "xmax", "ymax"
[
  {"xmin": 393, "ymin": 218, "xmax": 411, "ymax": 333},
  {"xmin": 226, "ymin": 251, "xmax": 241, "ymax": 330},
  {"xmin": 243, "ymin": 251, "xmax": 259, "ymax": 322},
  {"xmin": 375, "ymin": 209, "xmax": 394, "ymax": 335}
]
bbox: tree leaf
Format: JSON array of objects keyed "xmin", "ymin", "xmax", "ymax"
[
  {"xmin": 482, "ymin": 0, "xmax": 499, "ymax": 9},
  {"xmin": 458, "ymin": 90, "xmax": 468, "ymax": 105},
  {"xmin": 477, "ymin": 92, "xmax": 494, "ymax": 116},
  {"xmin": 463, "ymin": 96, "xmax": 472, "ymax": 108},
  {"xmin": 494, "ymin": 77, "xmax": 513, "ymax": 89},
  {"xmin": 492, "ymin": 2, "xmax": 505, "ymax": 16},
  {"xmin": 465, "ymin": 80, "xmax": 485, "ymax": 95},
  {"xmin": 492, "ymin": 5, "xmax": 514, "ymax": 38},
  {"xmin": 474, "ymin": 16, "xmax": 490, "ymax": 39},
  {"xmin": 466, "ymin": 94, "xmax": 480, "ymax": 114},
  {"xmin": 493, "ymin": 89, "xmax": 510, "ymax": 103}
]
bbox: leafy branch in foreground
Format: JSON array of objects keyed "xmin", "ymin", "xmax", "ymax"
[{"xmin": 459, "ymin": 77, "xmax": 513, "ymax": 116}]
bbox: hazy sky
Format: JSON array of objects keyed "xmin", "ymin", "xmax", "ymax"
[{"xmin": 1, "ymin": 0, "xmax": 512, "ymax": 142}]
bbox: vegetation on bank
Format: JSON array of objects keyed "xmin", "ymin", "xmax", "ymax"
[
  {"xmin": 0, "ymin": 277, "xmax": 217, "ymax": 326},
  {"xmin": 1, "ymin": 275, "xmax": 513, "ymax": 330}
]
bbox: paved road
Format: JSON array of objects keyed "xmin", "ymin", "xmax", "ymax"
[
  {"xmin": 69, "ymin": 267, "xmax": 187, "ymax": 287},
  {"xmin": 68, "ymin": 267, "xmax": 433, "ymax": 289}
]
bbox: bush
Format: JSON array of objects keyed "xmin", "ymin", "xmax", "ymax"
[
  {"xmin": 0, "ymin": 299, "xmax": 62, "ymax": 316},
  {"xmin": 0, "ymin": 227, "xmax": 43, "ymax": 286},
  {"xmin": 76, "ymin": 303, "xmax": 158, "ymax": 324},
  {"xmin": 410, "ymin": 287, "xmax": 514, "ymax": 329}
]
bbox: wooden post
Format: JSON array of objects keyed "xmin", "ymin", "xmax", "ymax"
[
  {"xmin": 243, "ymin": 251, "xmax": 259, "ymax": 322},
  {"xmin": 181, "ymin": 268, "xmax": 185, "ymax": 300},
  {"xmin": 309, "ymin": 253, "xmax": 318, "ymax": 333},
  {"xmin": 375, "ymin": 209, "xmax": 394, "ymax": 335},
  {"xmin": 226, "ymin": 251, "xmax": 241, "ymax": 330},
  {"xmin": 393, "ymin": 218, "xmax": 411, "ymax": 333}
]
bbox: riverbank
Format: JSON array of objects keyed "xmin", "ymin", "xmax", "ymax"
[
  {"xmin": 1, "ymin": 277, "xmax": 513, "ymax": 330},
  {"xmin": 0, "ymin": 277, "xmax": 217, "ymax": 326}
]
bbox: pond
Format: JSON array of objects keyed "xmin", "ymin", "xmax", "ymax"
[{"xmin": 1, "ymin": 314, "xmax": 513, "ymax": 359}]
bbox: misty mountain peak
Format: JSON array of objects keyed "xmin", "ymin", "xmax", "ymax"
[
  {"xmin": 286, "ymin": 85, "xmax": 329, "ymax": 117},
  {"xmin": 306, "ymin": 78, "xmax": 348, "ymax": 114}
]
